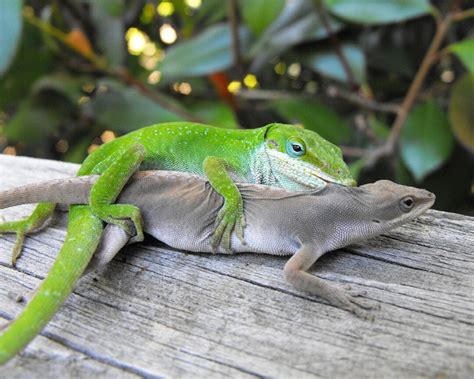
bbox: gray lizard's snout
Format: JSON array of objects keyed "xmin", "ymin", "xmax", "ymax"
[{"xmin": 418, "ymin": 189, "xmax": 436, "ymax": 206}]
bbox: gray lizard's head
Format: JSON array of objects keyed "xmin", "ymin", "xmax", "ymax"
[
  {"xmin": 353, "ymin": 180, "xmax": 435, "ymax": 234},
  {"xmin": 287, "ymin": 180, "xmax": 436, "ymax": 252},
  {"xmin": 318, "ymin": 180, "xmax": 435, "ymax": 250}
]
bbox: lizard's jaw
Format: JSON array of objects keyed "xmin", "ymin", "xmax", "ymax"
[
  {"xmin": 308, "ymin": 168, "xmax": 355, "ymax": 186},
  {"xmin": 265, "ymin": 149, "xmax": 340, "ymax": 190}
]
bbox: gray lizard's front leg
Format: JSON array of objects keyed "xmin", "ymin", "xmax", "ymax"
[{"xmin": 283, "ymin": 244, "xmax": 377, "ymax": 319}]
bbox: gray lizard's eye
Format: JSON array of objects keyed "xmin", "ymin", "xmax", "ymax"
[
  {"xmin": 399, "ymin": 196, "xmax": 414, "ymax": 212},
  {"xmin": 286, "ymin": 139, "xmax": 306, "ymax": 158}
]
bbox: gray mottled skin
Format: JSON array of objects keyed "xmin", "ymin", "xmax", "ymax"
[{"xmin": 0, "ymin": 171, "xmax": 435, "ymax": 317}]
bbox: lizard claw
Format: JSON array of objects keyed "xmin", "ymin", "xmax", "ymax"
[
  {"xmin": 210, "ymin": 199, "xmax": 246, "ymax": 253},
  {"xmin": 234, "ymin": 213, "xmax": 246, "ymax": 246},
  {"xmin": 334, "ymin": 285, "xmax": 379, "ymax": 320},
  {"xmin": 0, "ymin": 203, "xmax": 55, "ymax": 265},
  {"xmin": 211, "ymin": 214, "xmax": 233, "ymax": 254},
  {"xmin": 0, "ymin": 220, "xmax": 30, "ymax": 266},
  {"xmin": 91, "ymin": 204, "xmax": 145, "ymax": 244},
  {"xmin": 11, "ymin": 232, "xmax": 25, "ymax": 266}
]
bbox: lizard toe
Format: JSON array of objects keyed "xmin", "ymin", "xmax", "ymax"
[
  {"xmin": 221, "ymin": 222, "xmax": 234, "ymax": 253},
  {"xmin": 11, "ymin": 232, "xmax": 26, "ymax": 266},
  {"xmin": 350, "ymin": 296, "xmax": 379, "ymax": 310},
  {"xmin": 331, "ymin": 287, "xmax": 376, "ymax": 320},
  {"xmin": 343, "ymin": 284, "xmax": 367, "ymax": 297},
  {"xmin": 235, "ymin": 217, "xmax": 245, "ymax": 245}
]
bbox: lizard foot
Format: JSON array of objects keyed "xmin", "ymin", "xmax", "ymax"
[
  {"xmin": 91, "ymin": 204, "xmax": 145, "ymax": 243},
  {"xmin": 211, "ymin": 199, "xmax": 246, "ymax": 253},
  {"xmin": 0, "ymin": 220, "xmax": 33, "ymax": 266},
  {"xmin": 332, "ymin": 285, "xmax": 379, "ymax": 320},
  {"xmin": 0, "ymin": 203, "xmax": 55, "ymax": 266}
]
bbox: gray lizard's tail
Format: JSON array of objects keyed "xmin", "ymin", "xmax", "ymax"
[{"xmin": 0, "ymin": 176, "xmax": 98, "ymax": 209}]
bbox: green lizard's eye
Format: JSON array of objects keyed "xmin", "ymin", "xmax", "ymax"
[{"xmin": 286, "ymin": 139, "xmax": 306, "ymax": 158}]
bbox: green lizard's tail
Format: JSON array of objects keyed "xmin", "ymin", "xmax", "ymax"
[{"xmin": 0, "ymin": 205, "xmax": 103, "ymax": 365}]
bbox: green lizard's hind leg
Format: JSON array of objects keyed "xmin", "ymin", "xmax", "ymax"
[
  {"xmin": 203, "ymin": 156, "xmax": 246, "ymax": 252},
  {"xmin": 0, "ymin": 203, "xmax": 55, "ymax": 265},
  {"xmin": 89, "ymin": 144, "xmax": 145, "ymax": 242}
]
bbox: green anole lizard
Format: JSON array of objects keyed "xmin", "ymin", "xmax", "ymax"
[
  {"xmin": 0, "ymin": 171, "xmax": 434, "ymax": 363},
  {"xmin": 0, "ymin": 122, "xmax": 355, "ymax": 259}
]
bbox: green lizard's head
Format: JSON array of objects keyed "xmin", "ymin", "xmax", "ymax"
[{"xmin": 263, "ymin": 123, "xmax": 356, "ymax": 189}]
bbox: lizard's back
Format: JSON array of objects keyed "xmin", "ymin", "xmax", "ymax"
[{"xmin": 78, "ymin": 122, "xmax": 264, "ymax": 179}]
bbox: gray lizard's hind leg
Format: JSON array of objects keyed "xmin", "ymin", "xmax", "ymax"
[
  {"xmin": 283, "ymin": 244, "xmax": 377, "ymax": 320},
  {"xmin": 84, "ymin": 224, "xmax": 131, "ymax": 275}
]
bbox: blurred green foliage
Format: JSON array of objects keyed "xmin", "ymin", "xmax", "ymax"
[{"xmin": 0, "ymin": 0, "xmax": 473, "ymax": 213}]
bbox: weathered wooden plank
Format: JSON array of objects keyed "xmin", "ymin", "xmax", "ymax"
[{"xmin": 0, "ymin": 154, "xmax": 473, "ymax": 378}]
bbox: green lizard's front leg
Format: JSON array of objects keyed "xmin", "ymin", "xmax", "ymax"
[
  {"xmin": 203, "ymin": 156, "xmax": 245, "ymax": 252},
  {"xmin": 89, "ymin": 144, "xmax": 145, "ymax": 242},
  {"xmin": 0, "ymin": 203, "xmax": 55, "ymax": 265},
  {"xmin": 0, "ymin": 205, "xmax": 103, "ymax": 364}
]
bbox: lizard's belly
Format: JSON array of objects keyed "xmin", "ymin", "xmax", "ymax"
[
  {"xmin": 119, "ymin": 171, "xmax": 298, "ymax": 256},
  {"xmin": 143, "ymin": 208, "xmax": 297, "ymax": 256}
]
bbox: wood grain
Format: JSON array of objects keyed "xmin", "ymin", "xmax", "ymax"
[{"xmin": 0, "ymin": 154, "xmax": 473, "ymax": 378}]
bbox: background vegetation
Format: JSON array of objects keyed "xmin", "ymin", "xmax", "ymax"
[{"xmin": 0, "ymin": 0, "xmax": 473, "ymax": 213}]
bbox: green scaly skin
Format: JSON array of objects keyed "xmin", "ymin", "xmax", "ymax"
[
  {"xmin": 0, "ymin": 122, "xmax": 355, "ymax": 257},
  {"xmin": 0, "ymin": 205, "xmax": 103, "ymax": 364}
]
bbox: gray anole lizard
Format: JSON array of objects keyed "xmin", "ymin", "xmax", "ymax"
[
  {"xmin": 0, "ymin": 171, "xmax": 435, "ymax": 363},
  {"xmin": 1, "ymin": 171, "xmax": 435, "ymax": 318}
]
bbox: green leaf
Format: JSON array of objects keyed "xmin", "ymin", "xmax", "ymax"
[
  {"xmin": 400, "ymin": 101, "xmax": 454, "ymax": 182},
  {"xmin": 448, "ymin": 38, "xmax": 474, "ymax": 73},
  {"xmin": 324, "ymin": 0, "xmax": 432, "ymax": 24},
  {"xmin": 273, "ymin": 99, "xmax": 351, "ymax": 144},
  {"xmin": 187, "ymin": 101, "xmax": 238, "ymax": 129},
  {"xmin": 0, "ymin": 22, "xmax": 53, "ymax": 108},
  {"xmin": 90, "ymin": 2, "xmax": 125, "ymax": 67},
  {"xmin": 249, "ymin": 0, "xmax": 343, "ymax": 72},
  {"xmin": 240, "ymin": 0, "xmax": 285, "ymax": 37},
  {"xmin": 449, "ymin": 74, "xmax": 474, "ymax": 152},
  {"xmin": 88, "ymin": 80, "xmax": 183, "ymax": 132},
  {"xmin": 5, "ymin": 99, "xmax": 63, "ymax": 144},
  {"xmin": 303, "ymin": 43, "xmax": 366, "ymax": 84},
  {"xmin": 32, "ymin": 74, "xmax": 85, "ymax": 104},
  {"xmin": 63, "ymin": 136, "xmax": 93, "ymax": 163},
  {"xmin": 193, "ymin": 0, "xmax": 227, "ymax": 25},
  {"xmin": 0, "ymin": 0, "xmax": 22, "ymax": 75},
  {"xmin": 157, "ymin": 24, "xmax": 250, "ymax": 80},
  {"xmin": 83, "ymin": 0, "xmax": 125, "ymax": 16}
]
